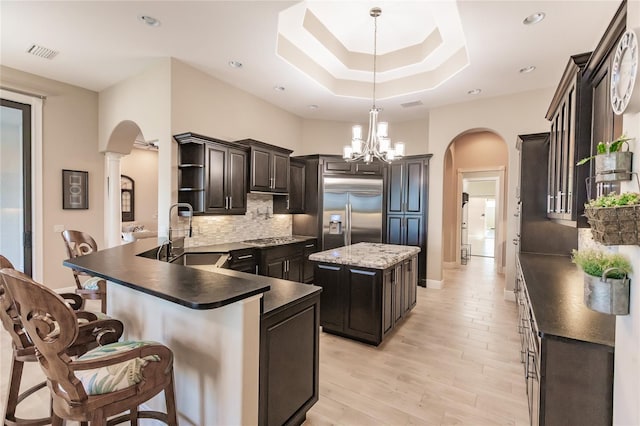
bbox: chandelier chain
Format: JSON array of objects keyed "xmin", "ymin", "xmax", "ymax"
[{"xmin": 372, "ymin": 13, "xmax": 377, "ymax": 110}]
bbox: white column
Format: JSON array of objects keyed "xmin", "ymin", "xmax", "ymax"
[{"xmin": 104, "ymin": 152, "xmax": 123, "ymax": 248}]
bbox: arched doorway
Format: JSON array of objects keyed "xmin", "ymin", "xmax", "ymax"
[
  {"xmin": 442, "ymin": 130, "xmax": 508, "ymax": 272},
  {"xmin": 103, "ymin": 120, "xmax": 157, "ymax": 247}
]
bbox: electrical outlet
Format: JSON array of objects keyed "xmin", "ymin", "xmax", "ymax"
[{"xmin": 53, "ymin": 224, "xmax": 65, "ymax": 233}]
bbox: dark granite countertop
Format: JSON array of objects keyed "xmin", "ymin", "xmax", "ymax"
[
  {"xmin": 518, "ymin": 253, "xmax": 615, "ymax": 347},
  {"xmin": 63, "ymin": 239, "xmax": 270, "ymax": 310},
  {"xmin": 64, "ymin": 238, "xmax": 321, "ymax": 314},
  {"xmin": 189, "ymin": 265, "xmax": 321, "ymax": 318}
]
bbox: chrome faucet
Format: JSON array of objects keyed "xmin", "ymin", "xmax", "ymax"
[{"xmin": 168, "ymin": 202, "xmax": 193, "ymax": 246}]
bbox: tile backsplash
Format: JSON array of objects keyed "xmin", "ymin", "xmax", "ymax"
[{"xmin": 184, "ymin": 194, "xmax": 292, "ymax": 247}]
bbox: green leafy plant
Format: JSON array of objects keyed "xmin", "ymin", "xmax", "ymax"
[
  {"xmin": 576, "ymin": 134, "xmax": 632, "ymax": 166},
  {"xmin": 571, "ymin": 248, "xmax": 632, "ymax": 278},
  {"xmin": 587, "ymin": 192, "xmax": 640, "ymax": 208}
]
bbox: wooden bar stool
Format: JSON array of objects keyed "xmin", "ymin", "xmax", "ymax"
[
  {"xmin": 0, "ymin": 255, "xmax": 124, "ymax": 426},
  {"xmin": 0, "ymin": 268, "xmax": 178, "ymax": 426},
  {"xmin": 61, "ymin": 230, "xmax": 108, "ymax": 313}
]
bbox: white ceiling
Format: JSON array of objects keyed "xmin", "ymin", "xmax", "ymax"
[{"xmin": 0, "ymin": 1, "xmax": 622, "ymax": 123}]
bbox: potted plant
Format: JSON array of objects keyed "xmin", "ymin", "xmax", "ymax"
[
  {"xmin": 571, "ymin": 248, "xmax": 632, "ymax": 315},
  {"xmin": 576, "ymin": 134, "xmax": 633, "ymax": 182},
  {"xmin": 584, "ymin": 192, "xmax": 640, "ymax": 245}
]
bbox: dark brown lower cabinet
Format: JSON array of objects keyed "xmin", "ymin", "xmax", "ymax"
[
  {"xmin": 516, "ymin": 260, "xmax": 614, "ymax": 425},
  {"xmin": 259, "ymin": 294, "xmax": 320, "ymax": 426},
  {"xmin": 314, "ymin": 255, "xmax": 417, "ymax": 345}
]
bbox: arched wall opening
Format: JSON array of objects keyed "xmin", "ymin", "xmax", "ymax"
[
  {"xmin": 442, "ymin": 129, "xmax": 509, "ymax": 272},
  {"xmin": 104, "ymin": 120, "xmax": 159, "ymax": 247}
]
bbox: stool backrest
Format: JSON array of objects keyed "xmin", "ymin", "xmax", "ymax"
[
  {"xmin": 61, "ymin": 230, "xmax": 99, "ymax": 287},
  {"xmin": 0, "ymin": 268, "xmax": 87, "ymax": 404},
  {"xmin": 0, "ymin": 255, "xmax": 31, "ymax": 351}
]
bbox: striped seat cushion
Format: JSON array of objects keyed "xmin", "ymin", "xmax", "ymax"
[{"xmin": 75, "ymin": 341, "xmax": 161, "ymax": 395}]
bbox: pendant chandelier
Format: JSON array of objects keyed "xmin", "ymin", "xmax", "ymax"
[{"xmin": 343, "ymin": 7, "xmax": 405, "ymax": 164}]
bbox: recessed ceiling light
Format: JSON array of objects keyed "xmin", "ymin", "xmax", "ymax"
[
  {"xmin": 523, "ymin": 12, "xmax": 545, "ymax": 25},
  {"xmin": 228, "ymin": 61, "xmax": 243, "ymax": 69},
  {"xmin": 467, "ymin": 89, "xmax": 482, "ymax": 95},
  {"xmin": 520, "ymin": 66, "xmax": 536, "ymax": 74},
  {"xmin": 273, "ymin": 85, "xmax": 285, "ymax": 92},
  {"xmin": 138, "ymin": 15, "xmax": 161, "ymax": 27},
  {"xmin": 307, "ymin": 104, "xmax": 319, "ymax": 110}
]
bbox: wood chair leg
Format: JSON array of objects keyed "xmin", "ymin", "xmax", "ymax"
[
  {"xmin": 130, "ymin": 405, "xmax": 138, "ymax": 426},
  {"xmin": 51, "ymin": 414, "xmax": 64, "ymax": 426},
  {"xmin": 164, "ymin": 373, "xmax": 178, "ymax": 426},
  {"xmin": 4, "ymin": 355, "xmax": 23, "ymax": 421},
  {"xmin": 100, "ymin": 293, "xmax": 107, "ymax": 314}
]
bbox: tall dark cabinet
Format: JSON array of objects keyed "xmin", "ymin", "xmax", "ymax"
[
  {"xmin": 384, "ymin": 155, "xmax": 431, "ymax": 286},
  {"xmin": 237, "ymin": 139, "xmax": 292, "ymax": 194},
  {"xmin": 174, "ymin": 132, "xmax": 248, "ymax": 215},
  {"xmin": 517, "ymin": 133, "xmax": 577, "ymax": 254}
]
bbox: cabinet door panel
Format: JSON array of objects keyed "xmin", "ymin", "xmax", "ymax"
[
  {"xmin": 393, "ymin": 265, "xmax": 403, "ymax": 322},
  {"xmin": 405, "ymin": 161, "xmax": 424, "ymax": 213},
  {"xmin": 387, "ymin": 215, "xmax": 403, "ymax": 245},
  {"xmin": 315, "ymin": 264, "xmax": 343, "ymax": 330},
  {"xmin": 387, "ymin": 163, "xmax": 404, "ymax": 213},
  {"xmin": 273, "ymin": 153, "xmax": 289, "ymax": 193},
  {"xmin": 289, "ymin": 160, "xmax": 305, "ymax": 212},
  {"xmin": 344, "ymin": 268, "xmax": 380, "ymax": 341},
  {"xmin": 252, "ymin": 148, "xmax": 271, "ymax": 190},
  {"xmin": 404, "ymin": 216, "xmax": 423, "ymax": 247},
  {"xmin": 382, "ymin": 269, "xmax": 393, "ymax": 336},
  {"xmin": 266, "ymin": 259, "xmax": 285, "ymax": 279},
  {"xmin": 303, "ymin": 241, "xmax": 317, "ymax": 283},
  {"xmin": 287, "ymin": 255, "xmax": 304, "ymax": 283},
  {"xmin": 206, "ymin": 145, "xmax": 227, "ymax": 212},
  {"xmin": 228, "ymin": 148, "xmax": 247, "ymax": 213}
]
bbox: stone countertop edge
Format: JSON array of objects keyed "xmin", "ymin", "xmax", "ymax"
[
  {"xmin": 309, "ymin": 242, "xmax": 421, "ymax": 269},
  {"xmin": 63, "ymin": 238, "xmax": 271, "ymax": 310},
  {"xmin": 184, "ymin": 235, "xmax": 317, "ymax": 253},
  {"xmin": 518, "ymin": 252, "xmax": 615, "ymax": 348}
]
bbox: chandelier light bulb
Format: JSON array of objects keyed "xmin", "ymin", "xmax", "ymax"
[
  {"xmin": 343, "ymin": 146, "xmax": 353, "ymax": 159},
  {"xmin": 395, "ymin": 142, "xmax": 405, "ymax": 157},
  {"xmin": 379, "ymin": 138, "xmax": 390, "ymax": 153},
  {"xmin": 378, "ymin": 122, "xmax": 389, "ymax": 138},
  {"xmin": 352, "ymin": 125, "xmax": 363, "ymax": 141},
  {"xmin": 352, "ymin": 139, "xmax": 362, "ymax": 154}
]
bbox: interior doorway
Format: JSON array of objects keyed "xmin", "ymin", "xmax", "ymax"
[
  {"xmin": 0, "ymin": 98, "xmax": 32, "ymax": 274},
  {"xmin": 464, "ymin": 181, "xmax": 497, "ymax": 258}
]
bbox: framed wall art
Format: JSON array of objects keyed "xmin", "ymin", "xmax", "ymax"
[{"xmin": 62, "ymin": 169, "xmax": 89, "ymax": 209}]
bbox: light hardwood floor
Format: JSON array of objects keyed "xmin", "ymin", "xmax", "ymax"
[
  {"xmin": 304, "ymin": 257, "xmax": 529, "ymax": 426},
  {"xmin": 1, "ymin": 257, "xmax": 528, "ymax": 425}
]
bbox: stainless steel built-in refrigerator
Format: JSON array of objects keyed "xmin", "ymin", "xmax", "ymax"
[{"xmin": 322, "ymin": 177, "xmax": 383, "ymax": 250}]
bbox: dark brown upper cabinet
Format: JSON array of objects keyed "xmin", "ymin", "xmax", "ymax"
[
  {"xmin": 274, "ymin": 157, "xmax": 305, "ymax": 214},
  {"xmin": 545, "ymin": 52, "xmax": 593, "ymax": 226},
  {"xmin": 174, "ymin": 132, "xmax": 248, "ymax": 215},
  {"xmin": 236, "ymin": 139, "xmax": 292, "ymax": 194}
]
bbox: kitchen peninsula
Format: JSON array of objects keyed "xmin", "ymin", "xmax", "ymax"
[
  {"xmin": 310, "ymin": 242, "xmax": 420, "ymax": 345},
  {"xmin": 63, "ymin": 238, "xmax": 321, "ymax": 426}
]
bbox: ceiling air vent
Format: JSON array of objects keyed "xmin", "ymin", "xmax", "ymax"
[
  {"xmin": 400, "ymin": 100, "xmax": 423, "ymax": 108},
  {"xmin": 26, "ymin": 44, "xmax": 59, "ymax": 60}
]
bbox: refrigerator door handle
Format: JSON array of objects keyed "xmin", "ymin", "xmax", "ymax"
[
  {"xmin": 344, "ymin": 204, "xmax": 349, "ymax": 246},
  {"xmin": 347, "ymin": 203, "xmax": 352, "ymax": 245}
]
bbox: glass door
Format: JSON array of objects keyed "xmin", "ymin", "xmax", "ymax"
[{"xmin": 0, "ymin": 99, "xmax": 32, "ymax": 274}]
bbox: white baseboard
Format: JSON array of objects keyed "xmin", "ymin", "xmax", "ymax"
[
  {"xmin": 426, "ymin": 279, "xmax": 444, "ymax": 289},
  {"xmin": 503, "ymin": 289, "xmax": 516, "ymax": 302},
  {"xmin": 443, "ymin": 261, "xmax": 457, "ymax": 269}
]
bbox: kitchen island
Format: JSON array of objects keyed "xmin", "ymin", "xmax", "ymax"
[
  {"xmin": 64, "ymin": 238, "xmax": 321, "ymax": 426},
  {"xmin": 309, "ymin": 242, "xmax": 420, "ymax": 345}
]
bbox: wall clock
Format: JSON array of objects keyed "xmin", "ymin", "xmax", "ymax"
[{"xmin": 610, "ymin": 29, "xmax": 639, "ymax": 115}]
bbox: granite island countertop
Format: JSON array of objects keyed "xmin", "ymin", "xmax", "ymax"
[{"xmin": 309, "ymin": 242, "xmax": 420, "ymax": 269}]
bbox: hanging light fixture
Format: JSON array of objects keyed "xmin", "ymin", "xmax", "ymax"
[{"xmin": 343, "ymin": 7, "xmax": 405, "ymax": 164}]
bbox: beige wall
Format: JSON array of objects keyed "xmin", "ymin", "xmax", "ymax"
[
  {"xmin": 1, "ymin": 65, "xmax": 102, "ymax": 289},
  {"xmin": 427, "ymin": 87, "xmax": 554, "ymax": 288},
  {"xmin": 170, "ymin": 60, "xmax": 303, "ymax": 153},
  {"xmin": 442, "ymin": 131, "xmax": 508, "ymax": 264},
  {"xmin": 300, "ymin": 117, "xmax": 429, "ymax": 156},
  {"xmin": 121, "ymin": 148, "xmax": 159, "ymax": 230}
]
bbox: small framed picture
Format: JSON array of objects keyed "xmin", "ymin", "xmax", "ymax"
[{"xmin": 62, "ymin": 169, "xmax": 89, "ymax": 210}]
